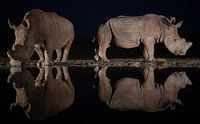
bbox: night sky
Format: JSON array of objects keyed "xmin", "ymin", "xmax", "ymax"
[{"xmin": 0, "ymin": 0, "xmax": 200, "ymax": 58}]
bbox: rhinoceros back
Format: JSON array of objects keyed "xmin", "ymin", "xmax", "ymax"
[
  {"xmin": 107, "ymin": 14, "xmax": 164, "ymax": 48},
  {"xmin": 23, "ymin": 9, "xmax": 74, "ymax": 49}
]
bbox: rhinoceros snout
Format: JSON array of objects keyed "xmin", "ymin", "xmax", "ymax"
[
  {"xmin": 7, "ymin": 50, "xmax": 22, "ymax": 66},
  {"xmin": 176, "ymin": 41, "xmax": 192, "ymax": 56}
]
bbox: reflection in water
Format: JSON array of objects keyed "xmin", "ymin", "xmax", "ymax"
[
  {"xmin": 97, "ymin": 66, "xmax": 192, "ymax": 112},
  {"xmin": 7, "ymin": 66, "xmax": 75, "ymax": 121}
]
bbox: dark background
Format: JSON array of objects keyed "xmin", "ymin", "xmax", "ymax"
[{"xmin": 0, "ymin": 0, "xmax": 200, "ymax": 59}]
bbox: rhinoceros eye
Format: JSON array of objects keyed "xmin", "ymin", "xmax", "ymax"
[{"xmin": 174, "ymin": 39, "xmax": 177, "ymax": 42}]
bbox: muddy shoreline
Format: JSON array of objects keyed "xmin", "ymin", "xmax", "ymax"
[{"xmin": 1, "ymin": 57, "xmax": 200, "ymax": 69}]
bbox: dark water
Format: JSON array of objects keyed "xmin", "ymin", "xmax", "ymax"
[{"xmin": 0, "ymin": 65, "xmax": 200, "ymax": 123}]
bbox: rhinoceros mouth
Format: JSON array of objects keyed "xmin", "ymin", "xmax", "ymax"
[
  {"xmin": 7, "ymin": 51, "xmax": 22, "ymax": 66},
  {"xmin": 174, "ymin": 50, "xmax": 186, "ymax": 56},
  {"xmin": 179, "ymin": 51, "xmax": 186, "ymax": 56},
  {"xmin": 9, "ymin": 59, "xmax": 22, "ymax": 66}
]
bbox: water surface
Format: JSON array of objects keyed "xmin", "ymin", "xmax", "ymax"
[{"xmin": 0, "ymin": 65, "xmax": 199, "ymax": 123}]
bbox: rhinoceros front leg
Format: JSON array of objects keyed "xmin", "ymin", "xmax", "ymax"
[
  {"xmin": 34, "ymin": 44, "xmax": 45, "ymax": 66},
  {"xmin": 35, "ymin": 66, "xmax": 51, "ymax": 87},
  {"xmin": 34, "ymin": 66, "xmax": 44, "ymax": 87},
  {"xmin": 143, "ymin": 37, "xmax": 155, "ymax": 61}
]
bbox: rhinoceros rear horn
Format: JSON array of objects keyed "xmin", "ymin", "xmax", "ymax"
[
  {"xmin": 8, "ymin": 19, "xmax": 16, "ymax": 30},
  {"xmin": 23, "ymin": 19, "xmax": 30, "ymax": 30}
]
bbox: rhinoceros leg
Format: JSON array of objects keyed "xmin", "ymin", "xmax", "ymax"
[
  {"xmin": 34, "ymin": 66, "xmax": 44, "ymax": 87},
  {"xmin": 98, "ymin": 67, "xmax": 112, "ymax": 104},
  {"xmin": 98, "ymin": 43, "xmax": 110, "ymax": 62},
  {"xmin": 55, "ymin": 49, "xmax": 62, "ymax": 63},
  {"xmin": 96, "ymin": 23, "xmax": 112, "ymax": 62},
  {"xmin": 44, "ymin": 65, "xmax": 51, "ymax": 81},
  {"xmin": 34, "ymin": 44, "xmax": 45, "ymax": 66},
  {"xmin": 55, "ymin": 66, "xmax": 62, "ymax": 79},
  {"xmin": 143, "ymin": 47, "xmax": 148, "ymax": 60},
  {"xmin": 97, "ymin": 35, "xmax": 111, "ymax": 62},
  {"xmin": 62, "ymin": 66, "xmax": 70, "ymax": 80},
  {"xmin": 35, "ymin": 65, "xmax": 52, "ymax": 87},
  {"xmin": 44, "ymin": 49, "xmax": 53, "ymax": 65},
  {"xmin": 62, "ymin": 66, "xmax": 73, "ymax": 87},
  {"xmin": 143, "ymin": 37, "xmax": 155, "ymax": 61},
  {"xmin": 61, "ymin": 39, "xmax": 73, "ymax": 63}
]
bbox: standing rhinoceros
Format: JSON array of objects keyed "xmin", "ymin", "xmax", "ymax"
[
  {"xmin": 7, "ymin": 9, "xmax": 74, "ymax": 66},
  {"xmin": 94, "ymin": 14, "xmax": 192, "ymax": 61}
]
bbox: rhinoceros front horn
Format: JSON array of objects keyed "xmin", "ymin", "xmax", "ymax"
[{"xmin": 8, "ymin": 19, "xmax": 16, "ymax": 30}]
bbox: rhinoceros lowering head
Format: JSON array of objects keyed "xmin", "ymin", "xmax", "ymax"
[
  {"xmin": 163, "ymin": 19, "xmax": 192, "ymax": 55},
  {"xmin": 7, "ymin": 19, "xmax": 33, "ymax": 64},
  {"xmin": 7, "ymin": 9, "xmax": 74, "ymax": 66}
]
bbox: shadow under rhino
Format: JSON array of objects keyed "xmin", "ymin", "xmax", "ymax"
[
  {"xmin": 97, "ymin": 66, "xmax": 192, "ymax": 112},
  {"xmin": 7, "ymin": 66, "xmax": 75, "ymax": 121}
]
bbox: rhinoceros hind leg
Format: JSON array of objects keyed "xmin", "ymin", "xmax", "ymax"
[
  {"xmin": 55, "ymin": 66, "xmax": 62, "ymax": 79},
  {"xmin": 54, "ymin": 49, "xmax": 62, "ymax": 63},
  {"xmin": 61, "ymin": 40, "xmax": 73, "ymax": 63},
  {"xmin": 98, "ymin": 45, "xmax": 110, "ymax": 62},
  {"xmin": 44, "ymin": 49, "xmax": 53, "ymax": 66}
]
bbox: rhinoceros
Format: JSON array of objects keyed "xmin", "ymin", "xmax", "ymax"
[
  {"xmin": 7, "ymin": 9, "xmax": 74, "ymax": 66},
  {"xmin": 97, "ymin": 66, "xmax": 192, "ymax": 112},
  {"xmin": 8, "ymin": 66, "xmax": 75, "ymax": 121},
  {"xmin": 94, "ymin": 14, "xmax": 192, "ymax": 61}
]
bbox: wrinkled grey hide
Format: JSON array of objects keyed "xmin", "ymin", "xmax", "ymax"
[
  {"xmin": 95, "ymin": 14, "xmax": 192, "ymax": 61},
  {"xmin": 7, "ymin": 9, "xmax": 74, "ymax": 66}
]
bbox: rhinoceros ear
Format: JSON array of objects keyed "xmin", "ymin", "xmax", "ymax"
[
  {"xmin": 8, "ymin": 19, "xmax": 16, "ymax": 30},
  {"xmin": 175, "ymin": 20, "xmax": 183, "ymax": 28},
  {"xmin": 170, "ymin": 17, "xmax": 176, "ymax": 24},
  {"xmin": 23, "ymin": 19, "xmax": 30, "ymax": 30}
]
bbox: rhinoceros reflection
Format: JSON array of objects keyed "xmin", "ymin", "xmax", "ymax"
[
  {"xmin": 7, "ymin": 66, "xmax": 74, "ymax": 121},
  {"xmin": 97, "ymin": 66, "xmax": 192, "ymax": 112}
]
